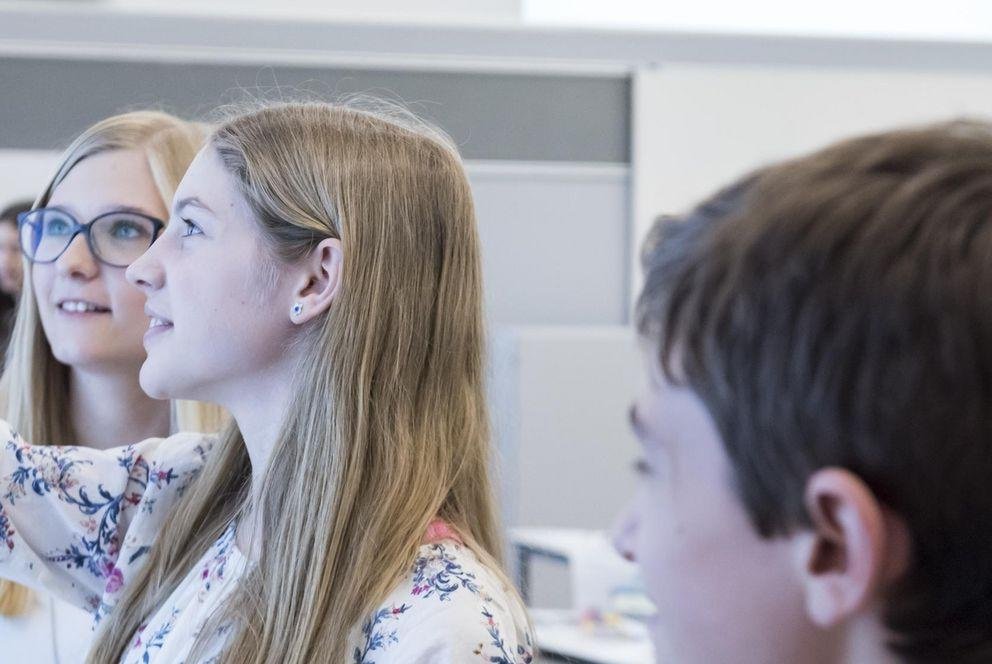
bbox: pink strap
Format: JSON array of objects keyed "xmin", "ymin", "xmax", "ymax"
[{"xmin": 423, "ymin": 519, "xmax": 463, "ymax": 545}]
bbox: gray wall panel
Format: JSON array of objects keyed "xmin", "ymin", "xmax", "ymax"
[
  {"xmin": 0, "ymin": 152, "xmax": 631, "ymax": 326},
  {"xmin": 0, "ymin": 57, "xmax": 629, "ymax": 162},
  {"xmin": 469, "ymin": 164, "xmax": 630, "ymax": 325}
]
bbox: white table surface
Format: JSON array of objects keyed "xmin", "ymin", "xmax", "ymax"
[{"xmin": 532, "ymin": 608, "xmax": 654, "ymax": 664}]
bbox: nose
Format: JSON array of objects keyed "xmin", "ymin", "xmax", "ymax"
[
  {"xmin": 125, "ymin": 237, "xmax": 164, "ymax": 293},
  {"xmin": 54, "ymin": 233, "xmax": 98, "ymax": 281},
  {"xmin": 610, "ymin": 502, "xmax": 639, "ymax": 563}
]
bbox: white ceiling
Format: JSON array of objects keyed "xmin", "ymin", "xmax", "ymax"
[
  {"xmin": 9, "ymin": 0, "xmax": 992, "ymax": 42},
  {"xmin": 524, "ymin": 0, "xmax": 992, "ymax": 41},
  {"xmin": 104, "ymin": 0, "xmax": 521, "ymax": 23}
]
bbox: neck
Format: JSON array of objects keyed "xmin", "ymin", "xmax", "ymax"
[
  {"xmin": 837, "ymin": 611, "xmax": 900, "ymax": 664},
  {"xmin": 222, "ymin": 360, "xmax": 296, "ymax": 559},
  {"xmin": 68, "ymin": 366, "xmax": 171, "ymax": 450}
]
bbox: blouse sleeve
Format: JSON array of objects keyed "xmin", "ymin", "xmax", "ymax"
[
  {"xmin": 0, "ymin": 419, "xmax": 212, "ymax": 616},
  {"xmin": 352, "ymin": 542, "xmax": 535, "ymax": 664}
]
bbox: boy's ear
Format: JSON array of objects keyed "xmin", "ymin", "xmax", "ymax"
[{"xmin": 795, "ymin": 468, "xmax": 911, "ymax": 628}]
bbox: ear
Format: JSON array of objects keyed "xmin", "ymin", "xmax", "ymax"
[
  {"xmin": 796, "ymin": 468, "xmax": 911, "ymax": 629},
  {"xmin": 289, "ymin": 238, "xmax": 343, "ymax": 325}
]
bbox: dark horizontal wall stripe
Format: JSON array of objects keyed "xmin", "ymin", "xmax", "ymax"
[{"xmin": 0, "ymin": 56, "xmax": 630, "ymax": 162}]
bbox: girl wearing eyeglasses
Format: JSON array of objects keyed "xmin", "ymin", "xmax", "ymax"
[
  {"xmin": 0, "ymin": 111, "xmax": 226, "ymax": 663},
  {"xmin": 0, "ymin": 102, "xmax": 532, "ymax": 663}
]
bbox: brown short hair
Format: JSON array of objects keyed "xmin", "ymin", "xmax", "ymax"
[{"xmin": 637, "ymin": 121, "xmax": 992, "ymax": 663}]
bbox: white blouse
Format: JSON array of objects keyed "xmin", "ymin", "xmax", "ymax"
[{"xmin": 0, "ymin": 420, "xmax": 534, "ymax": 663}]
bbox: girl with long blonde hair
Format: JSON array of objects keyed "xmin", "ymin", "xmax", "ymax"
[
  {"xmin": 0, "ymin": 110, "xmax": 226, "ymax": 663},
  {"xmin": 0, "ymin": 101, "xmax": 532, "ymax": 663}
]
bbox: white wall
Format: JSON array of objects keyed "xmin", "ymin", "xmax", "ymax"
[
  {"xmin": 631, "ymin": 63, "xmax": 992, "ymax": 294},
  {"xmin": 0, "ymin": 149, "xmax": 58, "ymax": 204},
  {"xmin": 491, "ymin": 326, "xmax": 642, "ymax": 530},
  {"xmin": 471, "ymin": 162, "xmax": 629, "ymax": 325}
]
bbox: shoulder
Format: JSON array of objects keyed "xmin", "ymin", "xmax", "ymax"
[
  {"xmin": 0, "ymin": 419, "xmax": 215, "ymax": 474},
  {"xmin": 97, "ymin": 432, "xmax": 220, "ymax": 617},
  {"xmin": 0, "ymin": 424, "xmax": 216, "ymax": 504},
  {"xmin": 352, "ymin": 541, "xmax": 534, "ymax": 664},
  {"xmin": 112, "ymin": 431, "xmax": 218, "ymax": 528},
  {"xmin": 119, "ymin": 431, "xmax": 218, "ymax": 484}
]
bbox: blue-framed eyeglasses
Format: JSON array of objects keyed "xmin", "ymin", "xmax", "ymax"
[{"xmin": 17, "ymin": 207, "xmax": 165, "ymax": 268}]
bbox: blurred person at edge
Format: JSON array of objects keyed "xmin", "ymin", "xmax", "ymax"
[{"xmin": 0, "ymin": 199, "xmax": 30, "ymax": 357}]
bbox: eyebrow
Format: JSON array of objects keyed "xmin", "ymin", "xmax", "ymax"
[
  {"xmin": 50, "ymin": 204, "xmax": 158, "ymax": 219},
  {"xmin": 173, "ymin": 196, "xmax": 215, "ymax": 216},
  {"xmin": 101, "ymin": 204, "xmax": 154, "ymax": 217}
]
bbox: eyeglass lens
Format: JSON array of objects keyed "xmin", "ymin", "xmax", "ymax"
[{"xmin": 20, "ymin": 209, "xmax": 158, "ymax": 267}]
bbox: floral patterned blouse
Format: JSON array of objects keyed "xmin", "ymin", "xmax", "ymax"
[{"xmin": 0, "ymin": 420, "xmax": 534, "ymax": 663}]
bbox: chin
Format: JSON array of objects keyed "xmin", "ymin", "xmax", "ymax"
[
  {"xmin": 139, "ymin": 359, "xmax": 211, "ymax": 403},
  {"xmin": 51, "ymin": 347, "xmax": 113, "ymax": 370},
  {"xmin": 138, "ymin": 364, "xmax": 177, "ymax": 401}
]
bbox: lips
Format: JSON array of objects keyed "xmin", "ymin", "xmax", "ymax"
[{"xmin": 143, "ymin": 305, "xmax": 174, "ymax": 341}]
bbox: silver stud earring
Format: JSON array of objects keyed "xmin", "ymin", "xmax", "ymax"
[{"xmin": 291, "ymin": 302, "xmax": 304, "ymax": 318}]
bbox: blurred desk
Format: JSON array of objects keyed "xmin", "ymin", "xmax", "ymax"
[
  {"xmin": 510, "ymin": 528, "xmax": 655, "ymax": 664},
  {"xmin": 532, "ymin": 609, "xmax": 653, "ymax": 664}
]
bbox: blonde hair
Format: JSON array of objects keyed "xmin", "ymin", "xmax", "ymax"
[
  {"xmin": 89, "ymin": 101, "xmax": 520, "ymax": 663},
  {"xmin": 0, "ymin": 110, "xmax": 228, "ymax": 615}
]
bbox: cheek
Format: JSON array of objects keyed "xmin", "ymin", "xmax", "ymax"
[
  {"xmin": 643, "ymin": 482, "xmax": 811, "ymax": 663},
  {"xmin": 30, "ymin": 264, "xmax": 56, "ymax": 325},
  {"xmin": 205, "ymin": 274, "xmax": 265, "ymax": 328},
  {"xmin": 175, "ymin": 262, "xmax": 285, "ymax": 360},
  {"xmin": 31, "ymin": 263, "xmax": 53, "ymax": 298},
  {"xmin": 649, "ymin": 482, "xmax": 757, "ymax": 607},
  {"xmin": 633, "ymin": 483, "xmax": 684, "ymax": 605}
]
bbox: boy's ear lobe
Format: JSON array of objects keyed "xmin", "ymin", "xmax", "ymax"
[{"xmin": 796, "ymin": 468, "xmax": 910, "ymax": 629}]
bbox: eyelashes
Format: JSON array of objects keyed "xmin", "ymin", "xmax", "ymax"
[{"xmin": 180, "ymin": 218, "xmax": 203, "ymax": 237}]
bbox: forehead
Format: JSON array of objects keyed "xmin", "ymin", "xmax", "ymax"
[
  {"xmin": 174, "ymin": 146, "xmax": 250, "ymax": 216},
  {"xmin": 49, "ymin": 149, "xmax": 164, "ymax": 216}
]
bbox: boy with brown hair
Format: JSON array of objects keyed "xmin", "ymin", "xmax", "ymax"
[{"xmin": 615, "ymin": 122, "xmax": 992, "ymax": 664}]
